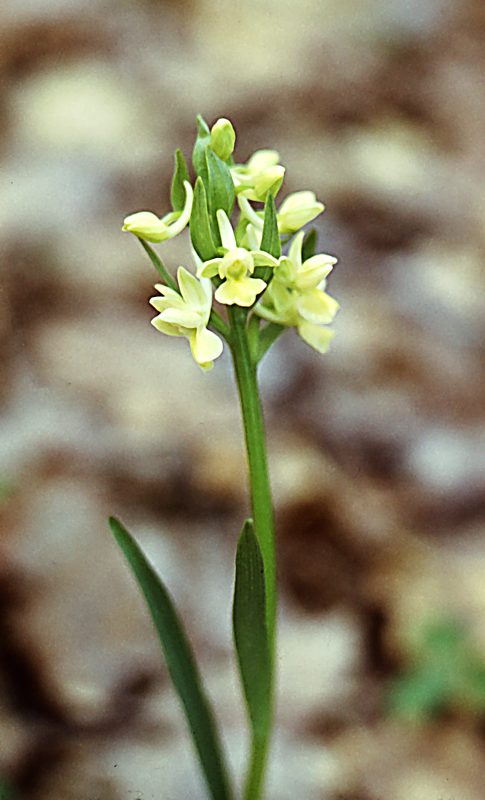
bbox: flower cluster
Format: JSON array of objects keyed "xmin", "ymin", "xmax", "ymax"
[{"xmin": 122, "ymin": 116, "xmax": 339, "ymax": 369}]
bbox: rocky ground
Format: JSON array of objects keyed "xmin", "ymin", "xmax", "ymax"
[{"xmin": 1, "ymin": 0, "xmax": 485, "ymax": 798}]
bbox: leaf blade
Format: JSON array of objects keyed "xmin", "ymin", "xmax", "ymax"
[
  {"xmin": 233, "ymin": 519, "xmax": 271, "ymax": 738},
  {"xmin": 110, "ymin": 517, "xmax": 233, "ymax": 800}
]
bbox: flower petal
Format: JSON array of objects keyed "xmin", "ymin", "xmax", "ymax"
[
  {"xmin": 245, "ymin": 224, "xmax": 263, "ymax": 250},
  {"xmin": 297, "ymin": 254, "xmax": 337, "ymax": 290},
  {"xmin": 151, "ymin": 316, "xmax": 183, "ymax": 336},
  {"xmin": 253, "ymin": 165, "xmax": 285, "ymax": 200},
  {"xmin": 247, "ymin": 150, "xmax": 281, "ymax": 171},
  {"xmin": 189, "ymin": 326, "xmax": 223, "ymax": 366},
  {"xmin": 164, "ymin": 180, "xmax": 193, "ymax": 239},
  {"xmin": 297, "ymin": 289, "xmax": 340, "ymax": 324},
  {"xmin": 237, "ymin": 196, "xmax": 264, "ymax": 229},
  {"xmin": 277, "ymin": 191, "xmax": 324, "ymax": 234},
  {"xmin": 279, "ymin": 191, "xmax": 317, "ymax": 211},
  {"xmin": 122, "ymin": 211, "xmax": 170, "ymax": 243},
  {"xmin": 215, "ymin": 276, "xmax": 267, "ymax": 307},
  {"xmin": 298, "ymin": 321, "xmax": 335, "ymax": 353},
  {"xmin": 177, "ymin": 266, "xmax": 208, "ymax": 310},
  {"xmin": 216, "ymin": 209, "xmax": 237, "ymax": 250},
  {"xmin": 254, "ymin": 302, "xmax": 286, "ymax": 324},
  {"xmin": 198, "ymin": 258, "xmax": 223, "ymax": 279},
  {"xmin": 269, "ymin": 280, "xmax": 295, "ymax": 314},
  {"xmin": 159, "ymin": 307, "xmax": 201, "ymax": 328},
  {"xmin": 288, "ymin": 230, "xmax": 305, "ymax": 271},
  {"xmin": 153, "ymin": 283, "xmax": 182, "ymax": 300},
  {"xmin": 251, "ymin": 250, "xmax": 279, "ymax": 268}
]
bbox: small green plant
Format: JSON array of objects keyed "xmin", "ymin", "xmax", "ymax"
[
  {"xmin": 389, "ymin": 619, "xmax": 485, "ymax": 721},
  {"xmin": 112, "ymin": 115, "xmax": 339, "ymax": 800}
]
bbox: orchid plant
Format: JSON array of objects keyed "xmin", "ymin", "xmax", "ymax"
[{"xmin": 112, "ymin": 116, "xmax": 339, "ymax": 800}]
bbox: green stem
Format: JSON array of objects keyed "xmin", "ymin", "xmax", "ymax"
[
  {"xmin": 242, "ymin": 732, "xmax": 270, "ymax": 800},
  {"xmin": 228, "ymin": 306, "xmax": 276, "ymax": 800}
]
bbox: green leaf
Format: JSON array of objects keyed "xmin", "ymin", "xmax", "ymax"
[
  {"xmin": 192, "ymin": 115, "xmax": 211, "ymax": 185},
  {"xmin": 260, "ymin": 194, "xmax": 280, "ymax": 259},
  {"xmin": 110, "ymin": 517, "xmax": 233, "ymax": 800},
  {"xmin": 301, "ymin": 227, "xmax": 317, "ymax": 261},
  {"xmin": 206, "ymin": 147, "xmax": 235, "ymax": 220},
  {"xmin": 138, "ymin": 239, "xmax": 177, "ymax": 291},
  {"xmin": 190, "ymin": 177, "xmax": 218, "ymax": 262},
  {"xmin": 233, "ymin": 519, "xmax": 271, "ymax": 738},
  {"xmin": 170, "ymin": 149, "xmax": 190, "ymax": 212}
]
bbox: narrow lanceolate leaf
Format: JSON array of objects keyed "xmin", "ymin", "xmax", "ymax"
[
  {"xmin": 260, "ymin": 194, "xmax": 281, "ymax": 259},
  {"xmin": 192, "ymin": 115, "xmax": 211, "ymax": 185},
  {"xmin": 170, "ymin": 149, "xmax": 190, "ymax": 212},
  {"xmin": 206, "ymin": 147, "xmax": 235, "ymax": 221},
  {"xmin": 190, "ymin": 177, "xmax": 218, "ymax": 262},
  {"xmin": 302, "ymin": 227, "xmax": 318, "ymax": 261},
  {"xmin": 138, "ymin": 239, "xmax": 177, "ymax": 290},
  {"xmin": 109, "ymin": 517, "xmax": 233, "ymax": 800},
  {"xmin": 233, "ymin": 519, "xmax": 271, "ymax": 738}
]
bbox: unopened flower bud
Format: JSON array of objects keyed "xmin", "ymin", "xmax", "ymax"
[{"xmin": 210, "ymin": 118, "xmax": 236, "ymax": 161}]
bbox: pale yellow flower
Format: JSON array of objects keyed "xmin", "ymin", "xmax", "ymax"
[
  {"xmin": 197, "ymin": 210, "xmax": 279, "ymax": 307},
  {"xmin": 256, "ymin": 231, "xmax": 339, "ymax": 353},
  {"xmin": 277, "ymin": 191, "xmax": 324, "ymax": 234},
  {"xmin": 149, "ymin": 266, "xmax": 223, "ymax": 370},
  {"xmin": 123, "ymin": 181, "xmax": 193, "ymax": 243},
  {"xmin": 231, "ymin": 150, "xmax": 285, "ymax": 202}
]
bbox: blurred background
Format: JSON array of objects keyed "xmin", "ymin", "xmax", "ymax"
[{"xmin": 1, "ymin": 0, "xmax": 485, "ymax": 798}]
